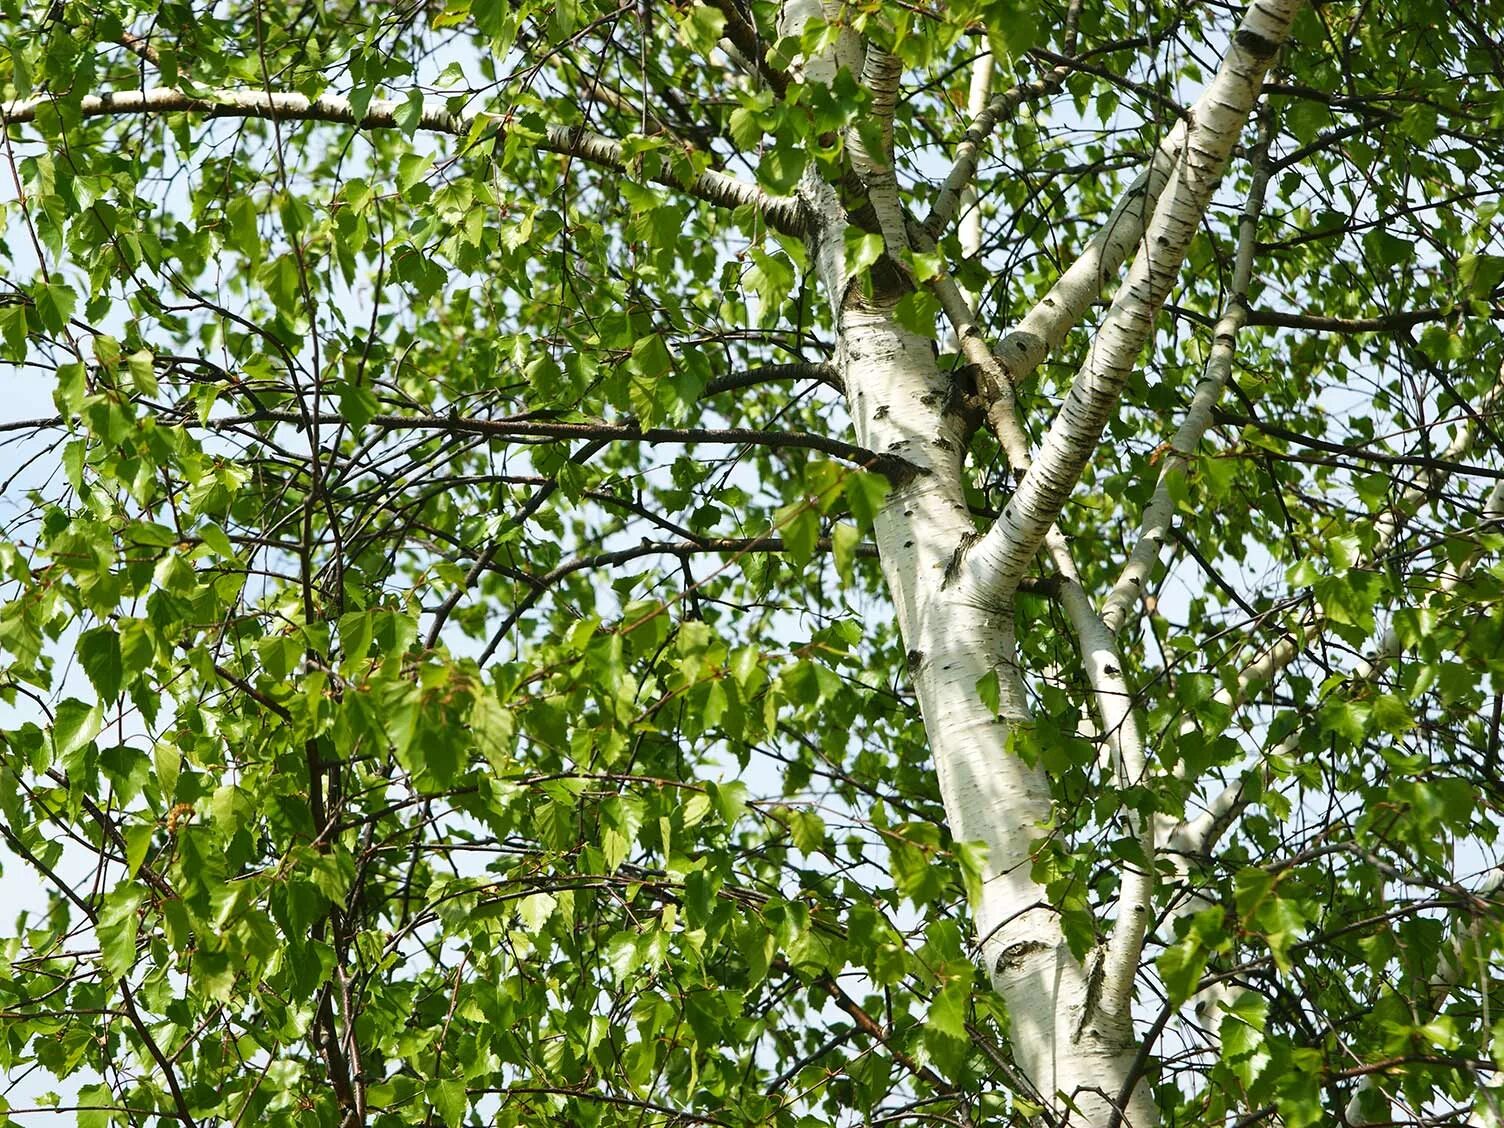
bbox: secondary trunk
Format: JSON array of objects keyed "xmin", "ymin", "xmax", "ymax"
[{"xmin": 817, "ymin": 216, "xmax": 1156, "ymax": 1120}]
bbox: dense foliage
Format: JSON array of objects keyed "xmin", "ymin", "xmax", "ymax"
[{"xmin": 1, "ymin": 0, "xmax": 1503, "ymax": 1125}]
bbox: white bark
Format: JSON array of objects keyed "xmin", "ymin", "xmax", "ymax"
[
  {"xmin": 958, "ymin": 53, "xmax": 994, "ymax": 281},
  {"xmin": 930, "ymin": 229, "xmax": 1159, "ymax": 1045},
  {"xmin": 834, "ymin": 284, "xmax": 1156, "ymax": 1126},
  {"xmin": 1101, "ymin": 109, "xmax": 1276, "ymax": 636},
  {"xmin": 927, "ymin": 199, "xmax": 1160, "ymax": 1048},
  {"xmin": 992, "ymin": 119, "xmax": 1185, "ymax": 388},
  {"xmin": 1048, "ymin": 532, "xmax": 1156, "ymax": 1025},
  {"xmin": 961, "ymin": 0, "xmax": 1304, "ymax": 603},
  {"xmin": 806, "ymin": 134, "xmax": 1158, "ymax": 1128},
  {"xmin": 789, "ymin": 3, "xmax": 1303, "ymax": 1122}
]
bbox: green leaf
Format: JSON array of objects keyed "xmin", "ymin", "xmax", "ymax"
[
  {"xmin": 395, "ymin": 89, "xmax": 426, "ymax": 138},
  {"xmin": 775, "ymin": 502, "xmax": 819, "ymax": 566},
  {"xmin": 680, "ymin": 4, "xmax": 727, "ymax": 53},
  {"xmin": 426, "ymin": 1079, "xmax": 466, "ymax": 1128},
  {"xmin": 831, "ymin": 521, "xmax": 861, "ymax": 586},
  {"xmin": 153, "ymin": 744, "xmax": 181, "ymax": 802},
  {"xmin": 975, "ymin": 669, "xmax": 1000, "ymax": 715},
  {"xmin": 845, "ymin": 230, "xmax": 885, "ymax": 278},
  {"xmin": 335, "ymin": 381, "xmax": 379, "ymax": 429},
  {"xmin": 76, "ymin": 1084, "xmax": 117, "ymax": 1128},
  {"xmin": 225, "ymin": 194, "xmax": 262, "ymax": 261},
  {"xmin": 97, "ymin": 883, "xmax": 143, "ymax": 979},
  {"xmin": 924, "ymin": 976, "xmax": 970, "ymax": 1043},
  {"xmin": 125, "ymin": 350, "xmax": 158, "ymax": 397},
  {"xmin": 398, "ymin": 152, "xmax": 434, "ymax": 194},
  {"xmin": 53, "ymin": 698, "xmax": 102, "ymax": 757},
  {"xmin": 79, "ymin": 626, "xmax": 124, "ymax": 704},
  {"xmin": 1159, "ymin": 936, "xmax": 1210, "ymax": 1007},
  {"xmin": 54, "ymin": 361, "xmax": 87, "ymax": 415},
  {"xmin": 844, "ymin": 471, "xmax": 889, "ymax": 527},
  {"xmin": 787, "ymin": 807, "xmax": 824, "ymax": 855},
  {"xmin": 894, "ymin": 289, "xmax": 941, "ymax": 338},
  {"xmin": 34, "ymin": 281, "xmax": 76, "ymax": 333}
]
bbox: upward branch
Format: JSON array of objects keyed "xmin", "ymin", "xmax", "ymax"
[
  {"xmin": 1100, "ymin": 107, "xmax": 1279, "ymax": 636},
  {"xmin": 960, "ymin": 0, "xmax": 1305, "ymax": 605},
  {"xmin": 0, "ymin": 86, "xmax": 808, "ymax": 237}
]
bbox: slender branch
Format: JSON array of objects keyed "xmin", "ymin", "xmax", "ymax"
[
  {"xmin": 1155, "ymin": 476, "xmax": 1504, "ymax": 1063},
  {"xmin": 1214, "ymin": 409, "xmax": 1504, "ymax": 480},
  {"xmin": 117, "ymin": 32, "xmax": 161, "ymax": 67},
  {"xmin": 956, "ymin": 50, "xmax": 994, "ymax": 271},
  {"xmin": 915, "ymin": 219, "xmax": 1034, "ymax": 466},
  {"xmin": 1246, "ymin": 304, "xmax": 1504, "ymax": 333},
  {"xmin": 0, "ymin": 824, "xmax": 199, "ymax": 1128},
  {"xmin": 858, "ymin": 44, "xmax": 903, "ymax": 172},
  {"xmin": 0, "ymin": 86, "xmax": 807, "ymax": 236},
  {"xmin": 476, "ymin": 1086, "xmax": 727, "ymax": 1126},
  {"xmin": 1050, "ymin": 528, "xmax": 1155, "ymax": 1029},
  {"xmin": 848, "ymin": 44, "xmax": 912, "ymax": 264},
  {"xmin": 776, "ymin": 960, "xmax": 955, "ymax": 1096},
  {"xmin": 190, "ymin": 409, "xmax": 890, "ymax": 469},
  {"xmin": 212, "ymin": 662, "xmax": 294, "ymax": 722},
  {"xmin": 702, "ymin": 361, "xmax": 840, "ymax": 397},
  {"xmin": 478, "ymin": 536, "xmax": 868, "ymax": 665},
  {"xmin": 987, "ymin": 118, "xmax": 1185, "ymax": 390},
  {"xmin": 1167, "ymin": 301, "xmax": 1504, "ymax": 334},
  {"xmin": 423, "ymin": 439, "xmax": 607, "ymax": 649},
  {"xmin": 703, "ymin": 0, "xmax": 788, "ymax": 96},
  {"xmin": 922, "ymin": 56, "xmax": 1073, "ymax": 241},
  {"xmin": 1101, "ymin": 106, "xmax": 1277, "ymax": 636}
]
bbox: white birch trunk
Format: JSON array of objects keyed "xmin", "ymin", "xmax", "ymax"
[
  {"xmin": 802, "ymin": 165, "xmax": 1158, "ymax": 1123},
  {"xmin": 789, "ymin": 2, "xmax": 1303, "ymax": 1123}
]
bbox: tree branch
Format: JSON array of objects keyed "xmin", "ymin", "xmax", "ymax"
[
  {"xmin": 960, "ymin": 0, "xmax": 1304, "ymax": 605},
  {"xmin": 0, "ymin": 86, "xmax": 807, "ymax": 236},
  {"xmin": 1101, "ymin": 105, "xmax": 1277, "ymax": 636},
  {"xmin": 0, "ymin": 824, "xmax": 199, "ymax": 1128},
  {"xmin": 922, "ymin": 56, "xmax": 1074, "ymax": 241},
  {"xmin": 191, "ymin": 410, "xmax": 891, "ymax": 470},
  {"xmin": 986, "ymin": 118, "xmax": 1185, "ymax": 390},
  {"xmin": 703, "ymin": 0, "xmax": 788, "ymax": 96},
  {"xmin": 478, "ymin": 536, "xmax": 866, "ymax": 665}
]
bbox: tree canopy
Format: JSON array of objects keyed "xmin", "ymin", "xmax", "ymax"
[{"xmin": 1, "ymin": 0, "xmax": 1503, "ymax": 1126}]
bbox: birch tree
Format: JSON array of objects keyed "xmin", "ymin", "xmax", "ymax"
[{"xmin": 1, "ymin": 1, "xmax": 1502, "ymax": 1126}]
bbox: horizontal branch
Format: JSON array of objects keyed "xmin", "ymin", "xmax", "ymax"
[
  {"xmin": 1168, "ymin": 301, "xmax": 1504, "ymax": 334},
  {"xmin": 1246, "ymin": 304, "xmax": 1504, "ymax": 333},
  {"xmin": 6, "ymin": 406, "xmax": 890, "ymax": 470},
  {"xmin": 205, "ymin": 410, "xmax": 889, "ymax": 467},
  {"xmin": 1215, "ymin": 409, "xmax": 1504, "ymax": 479},
  {"xmin": 0, "ymin": 86, "xmax": 807, "ymax": 237},
  {"xmin": 474, "ymin": 536, "xmax": 1056, "ymax": 664},
  {"xmin": 478, "ymin": 536, "xmax": 846, "ymax": 664},
  {"xmin": 701, "ymin": 361, "xmax": 840, "ymax": 397}
]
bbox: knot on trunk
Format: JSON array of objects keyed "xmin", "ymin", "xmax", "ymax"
[{"xmin": 992, "ymin": 938, "xmax": 1049, "ymax": 979}]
